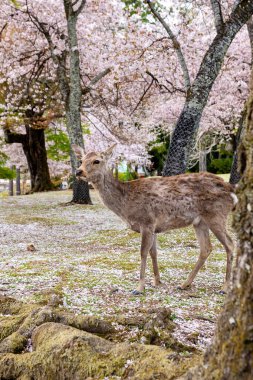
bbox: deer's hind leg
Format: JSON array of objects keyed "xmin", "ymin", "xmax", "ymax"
[
  {"xmin": 180, "ymin": 220, "xmax": 212, "ymax": 289},
  {"xmin": 149, "ymin": 234, "xmax": 162, "ymax": 287},
  {"xmin": 207, "ymin": 218, "xmax": 234, "ymax": 293}
]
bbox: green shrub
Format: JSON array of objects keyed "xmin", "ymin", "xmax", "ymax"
[
  {"xmin": 0, "ymin": 166, "xmax": 16, "ymax": 179},
  {"xmin": 208, "ymin": 157, "xmax": 233, "ymax": 174},
  {"xmin": 118, "ymin": 170, "xmax": 138, "ymax": 182}
]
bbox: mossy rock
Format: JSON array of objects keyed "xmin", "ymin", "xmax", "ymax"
[{"xmin": 0, "ymin": 322, "xmax": 200, "ymax": 379}]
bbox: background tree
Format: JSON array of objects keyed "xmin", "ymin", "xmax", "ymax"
[
  {"xmin": 149, "ymin": 0, "xmax": 253, "ymax": 175},
  {"xmin": 1, "ymin": 0, "xmax": 252, "ymax": 187},
  {"xmin": 122, "ymin": 0, "xmax": 253, "ymax": 175},
  {"xmin": 0, "ymin": 6, "xmax": 63, "ymax": 192}
]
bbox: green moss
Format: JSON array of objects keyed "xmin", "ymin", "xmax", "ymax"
[
  {"xmin": 80, "ymin": 256, "xmax": 137, "ymax": 271},
  {"xmin": 0, "ymin": 331, "xmax": 27, "ymax": 353},
  {"xmin": 5, "ymin": 214, "xmax": 76, "ymax": 225},
  {"xmin": 0, "ymin": 322, "xmax": 201, "ymax": 379},
  {"xmin": 83, "ymin": 229, "xmax": 139, "ymax": 247}
]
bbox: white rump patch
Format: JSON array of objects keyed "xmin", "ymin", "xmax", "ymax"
[{"xmin": 230, "ymin": 193, "xmax": 238, "ymax": 206}]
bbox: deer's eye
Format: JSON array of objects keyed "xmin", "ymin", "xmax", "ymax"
[{"xmin": 93, "ymin": 160, "xmax": 100, "ymax": 164}]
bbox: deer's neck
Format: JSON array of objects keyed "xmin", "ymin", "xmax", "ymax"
[{"xmin": 93, "ymin": 171, "xmax": 126, "ymax": 217}]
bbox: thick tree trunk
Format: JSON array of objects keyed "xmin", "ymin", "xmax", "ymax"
[
  {"xmin": 230, "ymin": 17, "xmax": 253, "ymax": 185},
  {"xmin": 181, "ymin": 77, "xmax": 253, "ymax": 380},
  {"xmin": 23, "ymin": 126, "xmax": 53, "ymax": 192},
  {"xmin": 4, "ymin": 127, "xmax": 53, "ymax": 193},
  {"xmin": 163, "ymin": 1, "xmax": 253, "ymax": 176}
]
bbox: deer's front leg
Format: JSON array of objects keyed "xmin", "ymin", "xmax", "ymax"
[
  {"xmin": 149, "ymin": 234, "xmax": 162, "ymax": 287},
  {"xmin": 132, "ymin": 229, "xmax": 154, "ymax": 295}
]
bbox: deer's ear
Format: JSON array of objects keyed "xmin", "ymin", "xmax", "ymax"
[
  {"xmin": 72, "ymin": 145, "xmax": 85, "ymax": 160},
  {"xmin": 101, "ymin": 144, "xmax": 117, "ymax": 160}
]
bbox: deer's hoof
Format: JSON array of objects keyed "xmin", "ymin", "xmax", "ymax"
[
  {"xmin": 131, "ymin": 290, "xmax": 143, "ymax": 296},
  {"xmin": 152, "ymin": 280, "xmax": 164, "ymax": 288},
  {"xmin": 177, "ymin": 284, "xmax": 190, "ymax": 291}
]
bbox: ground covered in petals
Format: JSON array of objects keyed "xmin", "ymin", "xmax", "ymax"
[{"xmin": 0, "ymin": 189, "xmax": 235, "ymax": 352}]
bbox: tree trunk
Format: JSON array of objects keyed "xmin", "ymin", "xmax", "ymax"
[
  {"xmin": 199, "ymin": 150, "xmax": 207, "ymax": 172},
  {"xmin": 230, "ymin": 17, "xmax": 253, "ymax": 185},
  {"xmin": 72, "ymin": 180, "xmax": 92, "ymax": 204},
  {"xmin": 62, "ymin": 1, "xmax": 91, "ymax": 205},
  {"xmin": 163, "ymin": 1, "xmax": 253, "ymax": 176},
  {"xmin": 229, "ymin": 107, "xmax": 246, "ymax": 184},
  {"xmin": 4, "ymin": 127, "xmax": 53, "ymax": 193},
  {"xmin": 181, "ymin": 76, "xmax": 253, "ymax": 380}
]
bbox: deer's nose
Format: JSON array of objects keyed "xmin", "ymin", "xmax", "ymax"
[{"xmin": 76, "ymin": 169, "xmax": 83, "ymax": 177}]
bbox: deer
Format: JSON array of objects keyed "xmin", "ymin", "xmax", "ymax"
[{"xmin": 73, "ymin": 144, "xmax": 237, "ymax": 295}]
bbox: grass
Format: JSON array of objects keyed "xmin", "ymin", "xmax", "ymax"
[{"xmin": 0, "ymin": 187, "xmax": 236, "ymax": 350}]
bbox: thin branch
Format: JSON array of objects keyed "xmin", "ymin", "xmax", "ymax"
[
  {"xmin": 25, "ymin": 6, "xmax": 70, "ymax": 100},
  {"xmin": 73, "ymin": 0, "xmax": 86, "ymax": 16},
  {"xmin": 146, "ymin": 70, "xmax": 171, "ymax": 93},
  {"xmin": 146, "ymin": 0, "xmax": 191, "ymax": 92},
  {"xmin": 83, "ymin": 114, "xmax": 112, "ymax": 141},
  {"xmin": 165, "ymin": 79, "xmax": 186, "ymax": 94},
  {"xmin": 0, "ymin": 22, "xmax": 8, "ymax": 41},
  {"xmin": 138, "ymin": 36, "xmax": 169, "ymax": 59},
  {"xmin": 130, "ymin": 78, "xmax": 154, "ymax": 115},
  {"xmin": 82, "ymin": 68, "xmax": 111, "ymax": 95},
  {"xmin": 210, "ymin": 0, "xmax": 224, "ymax": 34}
]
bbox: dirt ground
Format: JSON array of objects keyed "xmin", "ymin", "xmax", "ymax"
[{"xmin": 0, "ymin": 189, "xmax": 236, "ymax": 351}]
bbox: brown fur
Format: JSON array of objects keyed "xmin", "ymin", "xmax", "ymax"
[{"xmin": 74, "ymin": 145, "xmax": 235, "ymax": 293}]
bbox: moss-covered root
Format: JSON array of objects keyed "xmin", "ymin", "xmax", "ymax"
[
  {"xmin": 0, "ymin": 322, "xmax": 200, "ymax": 380},
  {"xmin": 0, "ymin": 296, "xmax": 115, "ymax": 354}
]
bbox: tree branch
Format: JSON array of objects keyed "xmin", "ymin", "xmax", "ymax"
[
  {"xmin": 24, "ymin": 6, "xmax": 70, "ymax": 101},
  {"xmin": 146, "ymin": 70, "xmax": 171, "ymax": 93},
  {"xmin": 4, "ymin": 128, "xmax": 26, "ymax": 145},
  {"xmin": 74, "ymin": 0, "xmax": 86, "ymax": 16},
  {"xmin": 146, "ymin": 0, "xmax": 191, "ymax": 92},
  {"xmin": 210, "ymin": 0, "xmax": 224, "ymax": 34},
  {"xmin": 229, "ymin": 0, "xmax": 253, "ymax": 27},
  {"xmin": 0, "ymin": 22, "xmax": 8, "ymax": 41},
  {"xmin": 82, "ymin": 68, "xmax": 111, "ymax": 95},
  {"xmin": 130, "ymin": 78, "xmax": 154, "ymax": 115}
]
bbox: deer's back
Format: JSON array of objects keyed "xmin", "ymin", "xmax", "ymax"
[{"xmin": 122, "ymin": 172, "xmax": 234, "ymax": 232}]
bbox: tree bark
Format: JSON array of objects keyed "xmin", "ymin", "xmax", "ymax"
[
  {"xmin": 4, "ymin": 127, "xmax": 53, "ymax": 193},
  {"xmin": 230, "ymin": 16, "xmax": 253, "ymax": 185},
  {"xmin": 229, "ymin": 106, "xmax": 246, "ymax": 184},
  {"xmin": 62, "ymin": 0, "xmax": 92, "ymax": 204},
  {"xmin": 162, "ymin": 0, "xmax": 253, "ymax": 176},
  {"xmin": 181, "ymin": 74, "xmax": 253, "ymax": 380},
  {"xmin": 199, "ymin": 150, "xmax": 207, "ymax": 172}
]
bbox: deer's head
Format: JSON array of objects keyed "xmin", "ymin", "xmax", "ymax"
[{"xmin": 72, "ymin": 144, "xmax": 116, "ymax": 183}]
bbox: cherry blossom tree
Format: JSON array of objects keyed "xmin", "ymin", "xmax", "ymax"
[
  {"xmin": 0, "ymin": 0, "xmax": 252, "ymax": 191},
  {"xmin": 0, "ymin": 0, "xmax": 110, "ymax": 200},
  {"xmin": 122, "ymin": 0, "xmax": 253, "ymax": 175}
]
